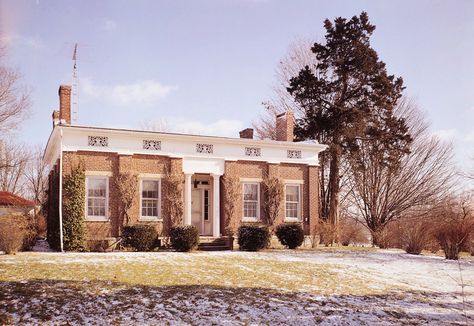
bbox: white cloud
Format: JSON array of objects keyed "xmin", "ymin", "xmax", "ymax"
[
  {"xmin": 82, "ymin": 79, "xmax": 176, "ymax": 107},
  {"xmin": 0, "ymin": 34, "xmax": 44, "ymax": 49},
  {"xmin": 101, "ymin": 19, "xmax": 117, "ymax": 31},
  {"xmin": 143, "ymin": 117, "xmax": 244, "ymax": 138}
]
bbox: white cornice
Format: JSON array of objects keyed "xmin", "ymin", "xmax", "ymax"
[{"xmin": 43, "ymin": 125, "xmax": 327, "ymax": 171}]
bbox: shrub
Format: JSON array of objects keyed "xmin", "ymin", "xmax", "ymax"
[
  {"xmin": 62, "ymin": 165, "xmax": 87, "ymax": 251},
  {"xmin": 316, "ymin": 220, "xmax": 337, "ymax": 246},
  {"xmin": 0, "ymin": 216, "xmax": 26, "ymax": 254},
  {"xmin": 400, "ymin": 219, "xmax": 431, "ymax": 255},
  {"xmin": 276, "ymin": 223, "xmax": 304, "ymax": 249},
  {"xmin": 122, "ymin": 225, "xmax": 158, "ymax": 251},
  {"xmin": 339, "ymin": 218, "xmax": 367, "ymax": 246},
  {"xmin": 169, "ymin": 225, "xmax": 199, "ymax": 252},
  {"xmin": 434, "ymin": 221, "xmax": 473, "ymax": 260},
  {"xmin": 238, "ymin": 225, "xmax": 270, "ymax": 251},
  {"xmin": 22, "ymin": 215, "xmax": 37, "ymax": 251},
  {"xmin": 431, "ymin": 197, "xmax": 474, "ymax": 260},
  {"xmin": 36, "ymin": 214, "xmax": 48, "ymax": 238}
]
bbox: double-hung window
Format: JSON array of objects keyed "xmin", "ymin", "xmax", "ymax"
[
  {"xmin": 285, "ymin": 184, "xmax": 301, "ymax": 221},
  {"xmin": 140, "ymin": 179, "xmax": 160, "ymax": 220},
  {"xmin": 86, "ymin": 176, "xmax": 108, "ymax": 220},
  {"xmin": 242, "ymin": 183, "xmax": 260, "ymax": 221}
]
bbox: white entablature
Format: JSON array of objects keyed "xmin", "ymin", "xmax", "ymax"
[{"xmin": 43, "ymin": 125, "xmax": 327, "ymax": 168}]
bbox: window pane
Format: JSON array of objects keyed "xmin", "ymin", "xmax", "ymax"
[
  {"xmin": 286, "ymin": 203, "xmax": 298, "ymax": 218},
  {"xmin": 286, "ymin": 185, "xmax": 299, "ymax": 202},
  {"xmin": 244, "ymin": 184, "xmax": 258, "ymax": 200},
  {"xmin": 142, "ymin": 180, "xmax": 159, "ymax": 199},
  {"xmin": 244, "ymin": 202, "xmax": 257, "ymax": 218}
]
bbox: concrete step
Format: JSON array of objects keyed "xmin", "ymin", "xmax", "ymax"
[{"xmin": 198, "ymin": 236, "xmax": 231, "ymax": 251}]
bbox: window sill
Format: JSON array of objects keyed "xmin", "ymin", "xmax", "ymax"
[
  {"xmin": 284, "ymin": 218, "xmax": 302, "ymax": 223},
  {"xmin": 138, "ymin": 218, "xmax": 162, "ymax": 222},
  {"xmin": 242, "ymin": 218, "xmax": 260, "ymax": 223},
  {"xmin": 85, "ymin": 217, "xmax": 109, "ymax": 222}
]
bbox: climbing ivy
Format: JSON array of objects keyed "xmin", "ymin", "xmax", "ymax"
[{"xmin": 62, "ymin": 165, "xmax": 87, "ymax": 251}]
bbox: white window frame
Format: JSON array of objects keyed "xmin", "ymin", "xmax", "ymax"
[
  {"xmin": 285, "ymin": 183, "xmax": 302, "ymax": 222},
  {"xmin": 139, "ymin": 178, "xmax": 162, "ymax": 221},
  {"xmin": 85, "ymin": 175, "xmax": 109, "ymax": 221},
  {"xmin": 242, "ymin": 182, "xmax": 260, "ymax": 222}
]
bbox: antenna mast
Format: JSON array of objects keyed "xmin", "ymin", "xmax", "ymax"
[{"xmin": 72, "ymin": 43, "xmax": 78, "ymax": 124}]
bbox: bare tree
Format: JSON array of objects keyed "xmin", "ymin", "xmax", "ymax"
[
  {"xmin": 140, "ymin": 118, "xmax": 171, "ymax": 132},
  {"xmin": 253, "ymin": 38, "xmax": 318, "ymax": 140},
  {"xmin": 0, "ymin": 50, "xmax": 30, "ymax": 132},
  {"xmin": 24, "ymin": 145, "xmax": 48, "ymax": 205},
  {"xmin": 0, "ymin": 139, "xmax": 29, "ymax": 194},
  {"xmin": 346, "ymin": 99, "xmax": 455, "ymax": 245}
]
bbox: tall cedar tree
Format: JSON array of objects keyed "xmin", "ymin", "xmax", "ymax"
[{"xmin": 288, "ymin": 12, "xmax": 410, "ymax": 225}]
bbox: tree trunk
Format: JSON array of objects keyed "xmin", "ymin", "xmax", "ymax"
[{"xmin": 327, "ymin": 144, "xmax": 341, "ymax": 226}]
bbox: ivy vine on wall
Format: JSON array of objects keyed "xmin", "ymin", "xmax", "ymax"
[{"xmin": 62, "ymin": 164, "xmax": 87, "ymax": 251}]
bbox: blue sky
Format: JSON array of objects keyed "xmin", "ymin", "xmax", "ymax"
[{"xmin": 1, "ymin": 0, "xmax": 474, "ymax": 169}]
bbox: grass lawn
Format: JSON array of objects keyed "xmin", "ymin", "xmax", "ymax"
[{"xmin": 0, "ymin": 248, "xmax": 473, "ymax": 325}]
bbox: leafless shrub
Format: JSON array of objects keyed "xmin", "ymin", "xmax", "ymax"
[
  {"xmin": 0, "ymin": 215, "xmax": 27, "ymax": 254},
  {"xmin": 35, "ymin": 214, "xmax": 47, "ymax": 238},
  {"xmin": 115, "ymin": 172, "xmax": 138, "ymax": 229},
  {"xmin": 339, "ymin": 217, "xmax": 367, "ymax": 246},
  {"xmin": 431, "ymin": 196, "xmax": 474, "ymax": 260},
  {"xmin": 316, "ymin": 220, "xmax": 337, "ymax": 246},
  {"xmin": 400, "ymin": 218, "xmax": 432, "ymax": 255},
  {"xmin": 221, "ymin": 175, "xmax": 240, "ymax": 236}
]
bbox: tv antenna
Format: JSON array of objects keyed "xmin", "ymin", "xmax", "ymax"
[{"xmin": 72, "ymin": 43, "xmax": 78, "ymax": 124}]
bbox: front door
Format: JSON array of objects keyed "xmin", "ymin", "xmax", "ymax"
[
  {"xmin": 191, "ymin": 188, "xmax": 203, "ymax": 234},
  {"xmin": 191, "ymin": 187, "xmax": 212, "ymax": 235}
]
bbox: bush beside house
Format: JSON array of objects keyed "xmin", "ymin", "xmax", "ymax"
[
  {"xmin": 122, "ymin": 225, "xmax": 158, "ymax": 251},
  {"xmin": 276, "ymin": 223, "xmax": 304, "ymax": 249},
  {"xmin": 238, "ymin": 225, "xmax": 270, "ymax": 251},
  {"xmin": 170, "ymin": 225, "xmax": 199, "ymax": 252}
]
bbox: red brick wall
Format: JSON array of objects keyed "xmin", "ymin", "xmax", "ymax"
[
  {"xmin": 61, "ymin": 151, "xmax": 181, "ymax": 239},
  {"xmin": 221, "ymin": 160, "xmax": 319, "ymax": 235},
  {"xmin": 58, "ymin": 151, "xmax": 319, "ymax": 240}
]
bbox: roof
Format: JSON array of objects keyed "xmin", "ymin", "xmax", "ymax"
[{"xmin": 0, "ymin": 192, "xmax": 36, "ymax": 207}]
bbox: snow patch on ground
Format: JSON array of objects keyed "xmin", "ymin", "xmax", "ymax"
[{"xmin": 0, "ymin": 249, "xmax": 473, "ymax": 325}]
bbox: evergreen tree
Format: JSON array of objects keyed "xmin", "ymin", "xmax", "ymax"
[{"xmin": 288, "ymin": 12, "xmax": 410, "ymax": 225}]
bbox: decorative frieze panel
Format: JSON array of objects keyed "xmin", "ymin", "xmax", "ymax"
[
  {"xmin": 88, "ymin": 136, "xmax": 108, "ymax": 147},
  {"xmin": 245, "ymin": 147, "xmax": 261, "ymax": 157},
  {"xmin": 143, "ymin": 140, "xmax": 161, "ymax": 150},
  {"xmin": 196, "ymin": 143, "xmax": 213, "ymax": 154},
  {"xmin": 287, "ymin": 149, "xmax": 302, "ymax": 159}
]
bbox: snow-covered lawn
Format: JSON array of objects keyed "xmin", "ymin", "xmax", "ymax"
[{"xmin": 0, "ymin": 249, "xmax": 473, "ymax": 325}]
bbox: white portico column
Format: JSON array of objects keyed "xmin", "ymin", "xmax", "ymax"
[
  {"xmin": 184, "ymin": 173, "xmax": 192, "ymax": 225},
  {"xmin": 212, "ymin": 174, "xmax": 221, "ymax": 237}
]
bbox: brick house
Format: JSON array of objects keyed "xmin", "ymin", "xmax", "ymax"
[{"xmin": 44, "ymin": 85, "xmax": 326, "ymax": 249}]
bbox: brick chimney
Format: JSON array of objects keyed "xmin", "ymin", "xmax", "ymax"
[
  {"xmin": 239, "ymin": 128, "xmax": 254, "ymax": 139},
  {"xmin": 275, "ymin": 111, "xmax": 294, "ymax": 142},
  {"xmin": 58, "ymin": 85, "xmax": 72, "ymax": 125},
  {"xmin": 52, "ymin": 110, "xmax": 60, "ymax": 128}
]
